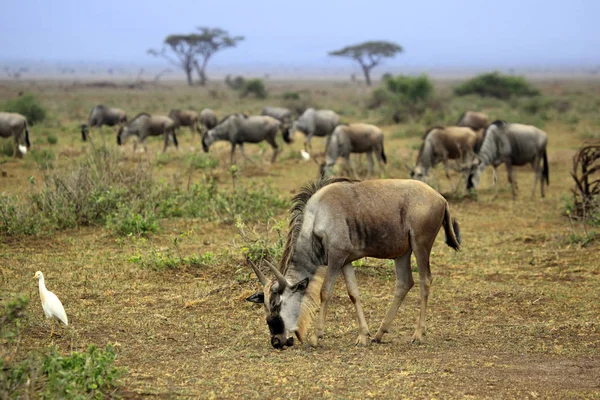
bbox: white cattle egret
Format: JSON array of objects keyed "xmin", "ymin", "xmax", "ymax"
[
  {"xmin": 300, "ymin": 149, "xmax": 310, "ymax": 161},
  {"xmin": 34, "ymin": 271, "xmax": 68, "ymax": 337},
  {"xmin": 18, "ymin": 144, "xmax": 27, "ymax": 155}
]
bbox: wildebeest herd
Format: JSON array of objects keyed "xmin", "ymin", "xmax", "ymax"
[{"xmin": 2, "ymin": 103, "xmax": 551, "ymax": 349}]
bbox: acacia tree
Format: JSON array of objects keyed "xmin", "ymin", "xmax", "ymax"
[
  {"xmin": 148, "ymin": 28, "xmax": 243, "ymax": 86},
  {"xmin": 192, "ymin": 27, "xmax": 244, "ymax": 86},
  {"xmin": 329, "ymin": 41, "xmax": 403, "ymax": 86}
]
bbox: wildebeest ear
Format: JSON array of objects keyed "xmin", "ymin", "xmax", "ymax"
[
  {"xmin": 246, "ymin": 292, "xmax": 264, "ymax": 303},
  {"xmin": 291, "ymin": 278, "xmax": 309, "ymax": 293}
]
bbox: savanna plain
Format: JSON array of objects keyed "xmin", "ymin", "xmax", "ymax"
[{"xmin": 0, "ymin": 78, "xmax": 599, "ymax": 399}]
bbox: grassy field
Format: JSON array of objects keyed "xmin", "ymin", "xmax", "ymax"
[{"xmin": 1, "ymin": 78, "xmax": 599, "ymax": 399}]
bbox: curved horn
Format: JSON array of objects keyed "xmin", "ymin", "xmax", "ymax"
[
  {"xmin": 265, "ymin": 259, "xmax": 290, "ymax": 289},
  {"xmin": 248, "ymin": 259, "xmax": 267, "ymax": 286}
]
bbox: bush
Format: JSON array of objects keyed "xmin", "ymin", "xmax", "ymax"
[
  {"xmin": 454, "ymin": 72, "xmax": 540, "ymax": 99},
  {"xmin": 384, "ymin": 74, "xmax": 433, "ymax": 104},
  {"xmin": 225, "ymin": 75, "xmax": 245, "ymax": 90},
  {"xmin": 282, "ymin": 91, "xmax": 300, "ymax": 100},
  {"xmin": 47, "ymin": 134, "xmax": 58, "ymax": 145},
  {"xmin": 240, "ymin": 79, "xmax": 267, "ymax": 99},
  {"xmin": 2, "ymin": 93, "xmax": 47, "ymax": 125}
]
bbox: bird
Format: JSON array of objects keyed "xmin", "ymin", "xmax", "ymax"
[
  {"xmin": 34, "ymin": 271, "xmax": 68, "ymax": 337},
  {"xmin": 300, "ymin": 149, "xmax": 311, "ymax": 161}
]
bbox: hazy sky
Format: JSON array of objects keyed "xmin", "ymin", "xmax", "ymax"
[{"xmin": 2, "ymin": 0, "xmax": 599, "ymax": 69}]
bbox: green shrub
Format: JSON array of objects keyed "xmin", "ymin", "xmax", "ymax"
[
  {"xmin": 186, "ymin": 153, "xmax": 219, "ymax": 170},
  {"xmin": 282, "ymin": 91, "xmax": 300, "ymax": 100},
  {"xmin": 30, "ymin": 148, "xmax": 55, "ymax": 169},
  {"xmin": 240, "ymin": 79, "xmax": 267, "ymax": 99},
  {"xmin": 225, "ymin": 75, "xmax": 245, "ymax": 90},
  {"xmin": 454, "ymin": 72, "xmax": 540, "ymax": 99},
  {"xmin": 42, "ymin": 345, "xmax": 124, "ymax": 399},
  {"xmin": 384, "ymin": 74, "xmax": 433, "ymax": 103},
  {"xmin": 106, "ymin": 209, "xmax": 158, "ymax": 236},
  {"xmin": 2, "ymin": 93, "xmax": 47, "ymax": 125},
  {"xmin": 47, "ymin": 134, "xmax": 58, "ymax": 145}
]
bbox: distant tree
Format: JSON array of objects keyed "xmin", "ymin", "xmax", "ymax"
[
  {"xmin": 148, "ymin": 35, "xmax": 198, "ymax": 86},
  {"xmin": 148, "ymin": 28, "xmax": 243, "ymax": 86},
  {"xmin": 192, "ymin": 27, "xmax": 244, "ymax": 86},
  {"xmin": 328, "ymin": 41, "xmax": 403, "ymax": 86}
]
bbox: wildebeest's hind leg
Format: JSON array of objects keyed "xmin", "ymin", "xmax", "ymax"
[
  {"xmin": 506, "ymin": 163, "xmax": 518, "ymax": 199},
  {"xmin": 310, "ymin": 258, "xmax": 344, "ymax": 347},
  {"xmin": 411, "ymin": 240, "xmax": 433, "ymax": 344},
  {"xmin": 266, "ymin": 135, "xmax": 280, "ymax": 163},
  {"xmin": 373, "ymin": 251, "xmax": 413, "ymax": 343},
  {"xmin": 341, "ymin": 263, "xmax": 370, "ymax": 346}
]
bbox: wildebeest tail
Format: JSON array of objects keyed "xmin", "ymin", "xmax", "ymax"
[
  {"xmin": 81, "ymin": 124, "xmax": 88, "ymax": 142},
  {"xmin": 282, "ymin": 126, "xmax": 292, "ymax": 143},
  {"xmin": 542, "ymin": 150, "xmax": 549, "ymax": 186},
  {"xmin": 24, "ymin": 121, "xmax": 31, "ymax": 148},
  {"xmin": 443, "ymin": 203, "xmax": 461, "ymax": 250}
]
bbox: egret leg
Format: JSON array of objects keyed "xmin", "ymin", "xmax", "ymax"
[{"xmin": 50, "ymin": 319, "xmax": 55, "ymax": 338}]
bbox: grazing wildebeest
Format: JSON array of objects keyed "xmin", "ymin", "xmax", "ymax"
[
  {"xmin": 81, "ymin": 105, "xmax": 127, "ymax": 141},
  {"xmin": 467, "ymin": 120, "xmax": 549, "ymax": 199},
  {"xmin": 261, "ymin": 106, "xmax": 292, "ymax": 123},
  {"xmin": 246, "ymin": 177, "xmax": 461, "ymax": 349},
  {"xmin": 320, "ymin": 123, "xmax": 387, "ymax": 179},
  {"xmin": 168, "ymin": 109, "xmax": 200, "ymax": 135},
  {"xmin": 199, "ymin": 108, "xmax": 217, "ymax": 133},
  {"xmin": 117, "ymin": 113, "xmax": 178, "ymax": 153},
  {"xmin": 457, "ymin": 111, "xmax": 489, "ymax": 131},
  {"xmin": 288, "ymin": 108, "xmax": 340, "ymax": 151},
  {"xmin": 0, "ymin": 112, "xmax": 30, "ymax": 157},
  {"xmin": 202, "ymin": 114, "xmax": 290, "ymax": 164},
  {"xmin": 410, "ymin": 126, "xmax": 478, "ymax": 183}
]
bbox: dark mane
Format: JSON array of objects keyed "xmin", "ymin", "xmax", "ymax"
[
  {"xmin": 215, "ymin": 113, "xmax": 239, "ymax": 126},
  {"xmin": 130, "ymin": 112, "xmax": 151, "ymax": 122},
  {"xmin": 474, "ymin": 121, "xmax": 504, "ymax": 153},
  {"xmin": 280, "ymin": 176, "xmax": 357, "ymax": 274},
  {"xmin": 491, "ymin": 120, "xmax": 507, "ymax": 128}
]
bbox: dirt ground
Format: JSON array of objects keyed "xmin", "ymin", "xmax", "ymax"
[{"xmin": 0, "ymin": 80, "xmax": 599, "ymax": 399}]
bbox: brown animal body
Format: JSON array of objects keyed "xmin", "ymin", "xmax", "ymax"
[
  {"xmin": 410, "ymin": 126, "xmax": 477, "ymax": 182},
  {"xmin": 321, "ymin": 123, "xmax": 387, "ymax": 179},
  {"xmin": 247, "ymin": 178, "xmax": 461, "ymax": 349},
  {"xmin": 199, "ymin": 108, "xmax": 217, "ymax": 133},
  {"xmin": 168, "ymin": 109, "xmax": 200, "ymax": 135},
  {"xmin": 0, "ymin": 112, "xmax": 30, "ymax": 157},
  {"xmin": 457, "ymin": 111, "xmax": 488, "ymax": 150},
  {"xmin": 117, "ymin": 113, "xmax": 178, "ymax": 153},
  {"xmin": 81, "ymin": 105, "xmax": 127, "ymax": 141}
]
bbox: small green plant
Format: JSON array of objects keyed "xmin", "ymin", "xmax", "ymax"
[
  {"xmin": 567, "ymin": 231, "xmax": 597, "ymax": 247},
  {"xmin": 30, "ymin": 148, "xmax": 55, "ymax": 169},
  {"xmin": 42, "ymin": 344, "xmax": 124, "ymax": 399},
  {"xmin": 454, "ymin": 72, "xmax": 540, "ymax": 99},
  {"xmin": 47, "ymin": 134, "xmax": 58, "ymax": 145},
  {"xmin": 282, "ymin": 91, "xmax": 300, "ymax": 100},
  {"xmin": 240, "ymin": 79, "xmax": 267, "ymax": 99},
  {"xmin": 2, "ymin": 93, "xmax": 47, "ymax": 125},
  {"xmin": 186, "ymin": 153, "xmax": 219, "ymax": 170},
  {"xmin": 107, "ymin": 209, "xmax": 158, "ymax": 237},
  {"xmin": 0, "ymin": 141, "xmax": 13, "ymax": 157}
]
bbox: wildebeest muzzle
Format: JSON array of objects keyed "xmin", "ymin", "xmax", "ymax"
[{"xmin": 267, "ymin": 315, "xmax": 294, "ymax": 349}]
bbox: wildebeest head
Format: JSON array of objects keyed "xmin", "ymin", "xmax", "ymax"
[
  {"xmin": 201, "ymin": 130, "xmax": 213, "ymax": 153},
  {"xmin": 409, "ymin": 165, "xmax": 427, "ymax": 181},
  {"xmin": 466, "ymin": 157, "xmax": 483, "ymax": 190},
  {"xmin": 116, "ymin": 125, "xmax": 131, "ymax": 146},
  {"xmin": 246, "ymin": 260, "xmax": 313, "ymax": 349}
]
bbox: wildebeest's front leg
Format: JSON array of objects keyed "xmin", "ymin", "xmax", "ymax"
[
  {"xmin": 373, "ymin": 251, "xmax": 413, "ymax": 343},
  {"xmin": 239, "ymin": 143, "xmax": 254, "ymax": 163},
  {"xmin": 506, "ymin": 163, "xmax": 518, "ymax": 199},
  {"xmin": 531, "ymin": 155, "xmax": 542, "ymax": 198},
  {"xmin": 311, "ymin": 259, "xmax": 344, "ymax": 347},
  {"xmin": 265, "ymin": 135, "xmax": 280, "ymax": 163},
  {"xmin": 365, "ymin": 152, "xmax": 375, "ymax": 178},
  {"xmin": 230, "ymin": 142, "xmax": 237, "ymax": 165},
  {"xmin": 341, "ymin": 263, "xmax": 370, "ymax": 346}
]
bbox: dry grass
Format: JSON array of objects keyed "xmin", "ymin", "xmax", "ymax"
[{"xmin": 1, "ymin": 79, "xmax": 599, "ymax": 399}]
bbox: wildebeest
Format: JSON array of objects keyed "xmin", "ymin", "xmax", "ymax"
[
  {"xmin": 202, "ymin": 114, "xmax": 290, "ymax": 164},
  {"xmin": 288, "ymin": 108, "xmax": 340, "ymax": 151},
  {"xmin": 457, "ymin": 111, "xmax": 489, "ymax": 131},
  {"xmin": 261, "ymin": 106, "xmax": 292, "ymax": 123},
  {"xmin": 467, "ymin": 120, "xmax": 549, "ymax": 199},
  {"xmin": 81, "ymin": 105, "xmax": 127, "ymax": 141},
  {"xmin": 199, "ymin": 108, "xmax": 218, "ymax": 133},
  {"xmin": 246, "ymin": 177, "xmax": 461, "ymax": 349},
  {"xmin": 0, "ymin": 112, "xmax": 30, "ymax": 157},
  {"xmin": 168, "ymin": 109, "xmax": 200, "ymax": 135},
  {"xmin": 117, "ymin": 113, "xmax": 178, "ymax": 153},
  {"xmin": 410, "ymin": 126, "xmax": 478, "ymax": 183},
  {"xmin": 320, "ymin": 123, "xmax": 387, "ymax": 179}
]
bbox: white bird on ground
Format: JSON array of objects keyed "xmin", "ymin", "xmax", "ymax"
[
  {"xmin": 300, "ymin": 149, "xmax": 311, "ymax": 161},
  {"xmin": 18, "ymin": 144, "xmax": 27, "ymax": 155},
  {"xmin": 34, "ymin": 271, "xmax": 68, "ymax": 337}
]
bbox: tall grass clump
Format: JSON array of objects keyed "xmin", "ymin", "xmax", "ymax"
[
  {"xmin": 2, "ymin": 93, "xmax": 47, "ymax": 125},
  {"xmin": 454, "ymin": 72, "xmax": 540, "ymax": 99}
]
